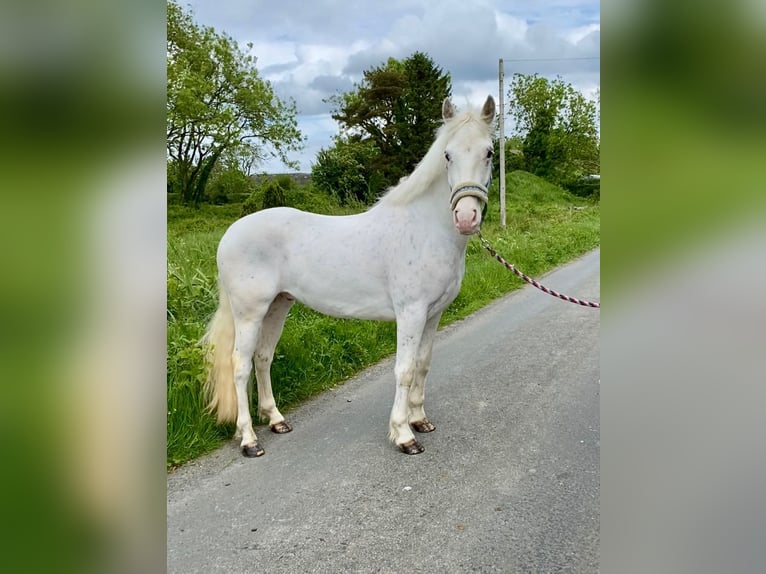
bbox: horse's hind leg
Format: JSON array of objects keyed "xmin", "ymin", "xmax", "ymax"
[
  {"xmin": 409, "ymin": 313, "xmax": 440, "ymax": 434},
  {"xmin": 231, "ymin": 311, "xmax": 268, "ymax": 457},
  {"xmin": 254, "ymin": 293, "xmax": 295, "ymax": 434}
]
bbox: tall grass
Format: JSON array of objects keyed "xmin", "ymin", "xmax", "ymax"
[{"xmin": 167, "ymin": 172, "xmax": 599, "ymax": 467}]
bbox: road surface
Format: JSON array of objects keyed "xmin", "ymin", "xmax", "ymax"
[{"xmin": 168, "ymin": 248, "xmax": 600, "ymax": 573}]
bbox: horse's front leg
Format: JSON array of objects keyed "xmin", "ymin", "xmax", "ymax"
[
  {"xmin": 408, "ymin": 312, "xmax": 441, "ymax": 434},
  {"xmin": 389, "ymin": 310, "xmax": 428, "ymax": 454}
]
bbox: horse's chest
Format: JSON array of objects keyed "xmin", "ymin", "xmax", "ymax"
[{"xmin": 388, "ymin": 247, "xmax": 465, "ymax": 312}]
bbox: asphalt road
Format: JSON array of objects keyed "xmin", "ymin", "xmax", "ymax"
[{"xmin": 167, "ymin": 248, "xmax": 600, "ymax": 573}]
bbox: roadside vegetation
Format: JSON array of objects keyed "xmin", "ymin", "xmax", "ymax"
[{"xmin": 167, "ymin": 171, "xmax": 599, "ymax": 467}]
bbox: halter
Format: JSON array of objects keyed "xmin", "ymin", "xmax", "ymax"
[{"xmin": 449, "ymin": 174, "xmax": 492, "ymax": 218}]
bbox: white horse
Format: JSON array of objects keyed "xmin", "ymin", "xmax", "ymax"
[{"xmin": 202, "ymin": 96, "xmax": 496, "ymax": 457}]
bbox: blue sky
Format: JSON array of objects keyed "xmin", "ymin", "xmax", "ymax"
[{"xmin": 182, "ymin": 0, "xmax": 600, "ymax": 173}]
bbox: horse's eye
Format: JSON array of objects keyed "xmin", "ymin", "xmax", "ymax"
[
  {"xmin": 444, "ymin": 151, "xmax": 451, "ymax": 162},
  {"xmin": 486, "ymin": 149, "xmax": 493, "ymax": 159}
]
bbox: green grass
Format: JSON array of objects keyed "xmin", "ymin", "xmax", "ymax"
[{"xmin": 166, "ymin": 171, "xmax": 599, "ymax": 467}]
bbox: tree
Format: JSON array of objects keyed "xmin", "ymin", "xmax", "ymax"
[
  {"xmin": 507, "ymin": 74, "xmax": 599, "ymax": 187},
  {"xmin": 492, "ymin": 135, "xmax": 525, "ymax": 177},
  {"xmin": 205, "ymin": 153, "xmax": 257, "ymax": 205},
  {"xmin": 328, "ymin": 52, "xmax": 451, "ymax": 190},
  {"xmin": 167, "ymin": 1, "xmax": 303, "ymax": 204},
  {"xmin": 311, "ymin": 139, "xmax": 380, "ymax": 205},
  {"xmin": 394, "ymin": 53, "xmax": 453, "ymax": 177}
]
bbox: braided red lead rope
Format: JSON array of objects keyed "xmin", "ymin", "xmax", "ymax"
[{"xmin": 477, "ymin": 233, "xmax": 600, "ymax": 308}]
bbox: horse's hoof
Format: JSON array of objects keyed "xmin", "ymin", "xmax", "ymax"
[
  {"xmin": 242, "ymin": 443, "xmax": 265, "ymax": 457},
  {"xmin": 411, "ymin": 419, "xmax": 435, "ymax": 433},
  {"xmin": 270, "ymin": 420, "xmax": 293, "ymax": 434},
  {"xmin": 398, "ymin": 439, "xmax": 425, "ymax": 455}
]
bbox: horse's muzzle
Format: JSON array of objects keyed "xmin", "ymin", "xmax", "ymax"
[
  {"xmin": 450, "ymin": 181, "xmax": 488, "ymax": 235},
  {"xmin": 453, "ymin": 196, "xmax": 482, "ymax": 235}
]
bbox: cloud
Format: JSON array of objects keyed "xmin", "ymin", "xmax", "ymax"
[
  {"xmin": 567, "ymin": 22, "xmax": 601, "ymax": 44},
  {"xmin": 309, "ymin": 74, "xmax": 355, "ymax": 96},
  {"xmin": 253, "ymin": 42, "xmax": 361, "ymax": 115},
  {"xmin": 182, "ymin": 0, "xmax": 600, "ymax": 172},
  {"xmin": 342, "ymin": 2, "xmax": 513, "ymax": 82},
  {"xmin": 258, "ymin": 113, "xmax": 338, "ymax": 173}
]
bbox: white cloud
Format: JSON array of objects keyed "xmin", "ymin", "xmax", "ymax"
[
  {"xmin": 182, "ymin": 0, "xmax": 600, "ymax": 173},
  {"xmin": 494, "ymin": 11, "xmax": 530, "ymax": 51},
  {"xmin": 258, "ymin": 114, "xmax": 338, "ymax": 173},
  {"xmin": 248, "ymin": 41, "xmax": 298, "ymax": 70},
  {"xmin": 567, "ymin": 23, "xmax": 601, "ymax": 45}
]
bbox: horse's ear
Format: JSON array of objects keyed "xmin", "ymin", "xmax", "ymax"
[
  {"xmin": 442, "ymin": 98, "xmax": 457, "ymax": 120},
  {"xmin": 481, "ymin": 95, "xmax": 496, "ymax": 124}
]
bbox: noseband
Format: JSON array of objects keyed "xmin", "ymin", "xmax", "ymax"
[
  {"xmin": 449, "ymin": 182, "xmax": 487, "ymax": 211},
  {"xmin": 449, "ymin": 175, "xmax": 492, "ymax": 215}
]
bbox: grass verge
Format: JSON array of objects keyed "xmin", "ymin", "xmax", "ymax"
[{"xmin": 167, "ymin": 171, "xmax": 599, "ymax": 467}]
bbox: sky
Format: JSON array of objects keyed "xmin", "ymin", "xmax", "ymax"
[{"xmin": 182, "ymin": 0, "xmax": 600, "ymax": 173}]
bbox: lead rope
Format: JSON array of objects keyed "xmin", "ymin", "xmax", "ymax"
[{"xmin": 477, "ymin": 232, "xmax": 600, "ymax": 308}]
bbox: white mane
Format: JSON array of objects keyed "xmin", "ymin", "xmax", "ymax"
[{"xmin": 375, "ymin": 108, "xmax": 493, "ymax": 206}]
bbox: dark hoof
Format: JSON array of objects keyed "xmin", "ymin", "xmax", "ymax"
[
  {"xmin": 398, "ymin": 439, "xmax": 425, "ymax": 455},
  {"xmin": 242, "ymin": 443, "xmax": 265, "ymax": 457},
  {"xmin": 270, "ymin": 420, "xmax": 293, "ymax": 434},
  {"xmin": 411, "ymin": 419, "xmax": 435, "ymax": 433}
]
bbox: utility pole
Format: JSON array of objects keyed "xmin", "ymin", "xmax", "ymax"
[{"xmin": 498, "ymin": 58, "xmax": 506, "ymax": 228}]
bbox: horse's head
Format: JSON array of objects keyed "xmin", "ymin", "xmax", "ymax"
[{"xmin": 442, "ymin": 95, "xmax": 496, "ymax": 235}]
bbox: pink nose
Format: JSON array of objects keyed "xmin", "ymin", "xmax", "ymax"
[{"xmin": 454, "ymin": 207, "xmax": 479, "ymax": 235}]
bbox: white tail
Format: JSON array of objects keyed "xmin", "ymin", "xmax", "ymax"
[{"xmin": 201, "ymin": 284, "xmax": 238, "ymax": 424}]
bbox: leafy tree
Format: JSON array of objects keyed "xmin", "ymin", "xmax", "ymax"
[
  {"xmin": 328, "ymin": 52, "xmax": 451, "ymax": 189},
  {"xmin": 394, "ymin": 53, "xmax": 453, "ymax": 176},
  {"xmin": 492, "ymin": 135, "xmax": 525, "ymax": 178},
  {"xmin": 507, "ymin": 74, "xmax": 599, "ymax": 187},
  {"xmin": 261, "ymin": 175, "xmax": 294, "ymax": 210},
  {"xmin": 167, "ymin": 1, "xmax": 303, "ymax": 204},
  {"xmin": 205, "ymin": 155, "xmax": 257, "ymax": 204},
  {"xmin": 311, "ymin": 139, "xmax": 380, "ymax": 205}
]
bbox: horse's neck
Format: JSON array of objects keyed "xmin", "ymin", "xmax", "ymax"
[
  {"xmin": 416, "ymin": 175, "xmax": 455, "ymax": 229},
  {"xmin": 383, "ymin": 173, "xmax": 468, "ymax": 249}
]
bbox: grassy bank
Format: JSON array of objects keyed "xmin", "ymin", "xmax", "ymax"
[{"xmin": 167, "ymin": 171, "xmax": 599, "ymax": 467}]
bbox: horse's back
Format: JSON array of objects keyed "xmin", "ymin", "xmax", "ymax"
[
  {"xmin": 219, "ymin": 207, "xmax": 310, "ymax": 249},
  {"xmin": 218, "ymin": 207, "xmax": 376, "ymax": 266}
]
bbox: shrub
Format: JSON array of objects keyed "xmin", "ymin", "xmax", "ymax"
[
  {"xmin": 566, "ymin": 176, "xmax": 600, "ymax": 199},
  {"xmin": 206, "ymin": 164, "xmax": 256, "ymax": 204},
  {"xmin": 492, "ymin": 137, "xmax": 526, "ymax": 179},
  {"xmin": 241, "ymin": 175, "xmax": 324, "ymax": 216},
  {"xmin": 240, "ymin": 189, "xmax": 263, "ymax": 216},
  {"xmin": 262, "ymin": 175, "xmax": 294, "ymax": 209},
  {"xmin": 311, "ymin": 139, "xmax": 380, "ymax": 205}
]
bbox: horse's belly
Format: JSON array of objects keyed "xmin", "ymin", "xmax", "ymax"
[{"xmin": 291, "ymin": 287, "xmax": 396, "ymax": 321}]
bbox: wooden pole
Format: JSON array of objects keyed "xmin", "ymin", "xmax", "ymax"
[{"xmin": 498, "ymin": 58, "xmax": 506, "ymax": 229}]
